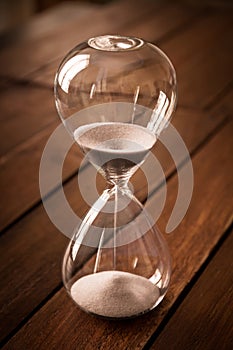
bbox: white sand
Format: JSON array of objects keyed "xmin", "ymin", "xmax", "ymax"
[
  {"xmin": 74, "ymin": 122, "xmax": 156, "ymax": 152},
  {"xmin": 70, "ymin": 270, "xmax": 160, "ymax": 318}
]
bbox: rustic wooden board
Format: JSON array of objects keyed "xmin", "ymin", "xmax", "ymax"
[
  {"xmin": 27, "ymin": 7, "xmax": 233, "ymax": 112},
  {"xmin": 150, "ymin": 230, "xmax": 233, "ymax": 350},
  {"xmin": 213, "ymin": 88, "xmax": 233, "ymax": 115},
  {"xmin": 0, "ymin": 210, "xmax": 68, "ymax": 345},
  {"xmin": 28, "ymin": 2, "xmax": 202, "ymax": 87},
  {"xmin": 0, "ymin": 2, "xmax": 99, "ymax": 50},
  {"xmin": 0, "ymin": 122, "xmax": 81, "ymax": 231},
  {"xmin": 2, "ymin": 118, "xmax": 232, "ymax": 350},
  {"xmin": 0, "ymin": 78, "xmax": 10, "ymax": 89},
  {"xmin": 0, "ymin": 106, "xmax": 225, "ymax": 232},
  {"xmin": 159, "ymin": 11, "xmax": 233, "ymax": 109},
  {"xmin": 0, "ymin": 0, "xmax": 163, "ymax": 79},
  {"xmin": 0, "ymin": 84, "xmax": 56, "ymax": 156},
  {"xmin": 123, "ymin": 1, "xmax": 203, "ymax": 43},
  {"xmin": 0, "ymin": 2, "xmax": 232, "ymax": 348},
  {"xmin": 0, "ymin": 106, "xmax": 226, "ymax": 343}
]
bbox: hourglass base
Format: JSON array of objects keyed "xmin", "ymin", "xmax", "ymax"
[
  {"xmin": 63, "ymin": 183, "xmax": 171, "ymax": 319},
  {"xmin": 70, "ymin": 270, "xmax": 164, "ymax": 319}
]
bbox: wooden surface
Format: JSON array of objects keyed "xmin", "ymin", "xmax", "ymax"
[{"xmin": 0, "ymin": 0, "xmax": 232, "ymax": 349}]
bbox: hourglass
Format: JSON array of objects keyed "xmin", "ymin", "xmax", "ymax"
[{"xmin": 54, "ymin": 35, "xmax": 177, "ymax": 318}]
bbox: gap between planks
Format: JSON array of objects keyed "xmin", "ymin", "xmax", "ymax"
[
  {"xmin": 25, "ymin": 6, "xmax": 206, "ymax": 89},
  {"xmin": 0, "ymin": 114, "xmax": 232, "ymax": 348},
  {"xmin": 0, "ymin": 0, "xmax": 168, "ymax": 78},
  {"xmin": 0, "ymin": 1, "xmax": 205, "ymax": 86},
  {"xmin": 0, "ymin": 106, "xmax": 227, "ymax": 234},
  {"xmin": 2, "ymin": 117, "xmax": 232, "ymax": 350},
  {"xmin": 142, "ymin": 223, "xmax": 233, "ymax": 350}
]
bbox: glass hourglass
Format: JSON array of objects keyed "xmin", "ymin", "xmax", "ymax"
[{"xmin": 54, "ymin": 35, "xmax": 177, "ymax": 318}]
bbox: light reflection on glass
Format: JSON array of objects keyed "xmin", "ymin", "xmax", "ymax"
[{"xmin": 59, "ymin": 54, "xmax": 90, "ymax": 93}]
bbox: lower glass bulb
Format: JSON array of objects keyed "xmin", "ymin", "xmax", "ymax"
[{"xmin": 62, "ymin": 185, "xmax": 171, "ymax": 319}]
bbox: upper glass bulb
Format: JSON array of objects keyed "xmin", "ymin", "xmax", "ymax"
[{"xmin": 54, "ymin": 34, "xmax": 177, "ymax": 139}]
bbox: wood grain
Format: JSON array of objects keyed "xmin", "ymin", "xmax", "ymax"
[
  {"xmin": 0, "ymin": 106, "xmax": 224, "ymax": 232},
  {"xmin": 0, "ymin": 0, "xmax": 163, "ymax": 79},
  {"xmin": 150, "ymin": 230, "xmax": 233, "ymax": 350},
  {"xmin": 0, "ymin": 122, "xmax": 81, "ymax": 231},
  {"xmin": 0, "ymin": 2, "xmax": 99, "ymax": 50},
  {"xmin": 0, "ymin": 1, "xmax": 232, "ymax": 348},
  {"xmin": 3, "ymin": 118, "xmax": 232, "ymax": 350},
  {"xmin": 159, "ymin": 11, "xmax": 233, "ymax": 108},
  {"xmin": 0, "ymin": 84, "xmax": 55, "ymax": 156},
  {"xmin": 28, "ymin": 1, "xmax": 201, "ymax": 87},
  {"xmin": 124, "ymin": 1, "xmax": 202, "ymax": 43},
  {"xmin": 27, "ymin": 7, "xmax": 233, "ymax": 111},
  {"xmin": 213, "ymin": 88, "xmax": 233, "ymax": 115},
  {"xmin": 0, "ymin": 107, "xmax": 226, "ymax": 343}
]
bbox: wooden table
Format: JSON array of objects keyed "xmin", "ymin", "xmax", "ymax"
[{"xmin": 0, "ymin": 1, "xmax": 232, "ymax": 349}]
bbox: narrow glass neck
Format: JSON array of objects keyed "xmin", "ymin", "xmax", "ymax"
[
  {"xmin": 106, "ymin": 174, "xmax": 131, "ymax": 190},
  {"xmin": 103, "ymin": 163, "xmax": 140, "ymax": 191}
]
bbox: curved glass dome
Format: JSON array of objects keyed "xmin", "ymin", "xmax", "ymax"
[{"xmin": 54, "ymin": 34, "xmax": 177, "ymax": 138}]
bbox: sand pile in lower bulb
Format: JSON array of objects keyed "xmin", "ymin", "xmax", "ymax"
[{"xmin": 70, "ymin": 270, "xmax": 160, "ymax": 318}]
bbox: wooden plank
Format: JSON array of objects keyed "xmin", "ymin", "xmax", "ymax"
[
  {"xmin": 0, "ymin": 0, "xmax": 164, "ymax": 79},
  {"xmin": 159, "ymin": 11, "xmax": 233, "ymax": 109},
  {"xmin": 2, "ymin": 118, "xmax": 232, "ymax": 350},
  {"xmin": 123, "ymin": 1, "xmax": 202, "ymax": 43},
  {"xmin": 0, "ymin": 2, "xmax": 231, "ymax": 348},
  {"xmin": 0, "ymin": 84, "xmax": 56, "ymax": 156},
  {"xmin": 0, "ymin": 122, "xmax": 81, "ymax": 231},
  {"xmin": 0, "ymin": 107, "xmax": 224, "ymax": 341},
  {"xmin": 0, "ymin": 2, "xmax": 99, "ymax": 50},
  {"xmin": 214, "ymin": 88, "xmax": 233, "ymax": 115},
  {"xmin": 29, "ymin": 1, "xmax": 202, "ymax": 87},
  {"xmin": 0, "ymin": 78, "xmax": 10, "ymax": 89},
  {"xmin": 0, "ymin": 106, "xmax": 229, "ymax": 342},
  {"xmin": 150, "ymin": 230, "xmax": 233, "ymax": 350},
  {"xmin": 0, "ymin": 106, "xmax": 225, "ymax": 232},
  {"xmin": 0, "ymin": 209, "xmax": 68, "ymax": 345},
  {"xmin": 29, "ymin": 7, "xmax": 233, "ymax": 110}
]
